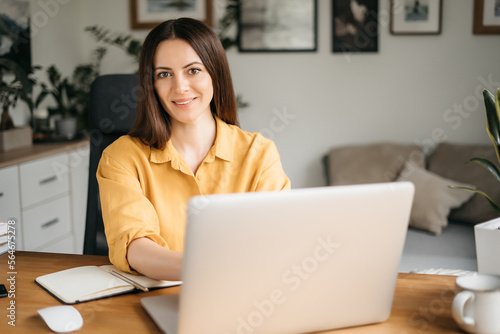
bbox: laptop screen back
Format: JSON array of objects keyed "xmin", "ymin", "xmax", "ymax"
[{"xmin": 174, "ymin": 182, "xmax": 414, "ymax": 334}]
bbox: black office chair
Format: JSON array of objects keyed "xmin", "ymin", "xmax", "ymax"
[{"xmin": 83, "ymin": 74, "xmax": 139, "ymax": 255}]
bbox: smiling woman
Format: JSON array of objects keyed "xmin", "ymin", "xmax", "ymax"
[
  {"xmin": 96, "ymin": 18, "xmax": 290, "ymax": 281},
  {"xmin": 153, "ymin": 39, "xmax": 214, "ymax": 130}
]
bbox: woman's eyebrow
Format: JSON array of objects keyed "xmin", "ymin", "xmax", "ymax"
[
  {"xmin": 182, "ymin": 61, "xmax": 203, "ymax": 68},
  {"xmin": 154, "ymin": 61, "xmax": 203, "ymax": 71}
]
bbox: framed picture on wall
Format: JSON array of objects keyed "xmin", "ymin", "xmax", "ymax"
[
  {"xmin": 332, "ymin": 0, "xmax": 379, "ymax": 53},
  {"xmin": 390, "ymin": 0, "xmax": 442, "ymax": 35},
  {"xmin": 0, "ymin": 0, "xmax": 31, "ymax": 71},
  {"xmin": 473, "ymin": 0, "xmax": 500, "ymax": 34},
  {"xmin": 238, "ymin": 0, "xmax": 318, "ymax": 52},
  {"xmin": 129, "ymin": 0, "xmax": 213, "ymax": 30}
]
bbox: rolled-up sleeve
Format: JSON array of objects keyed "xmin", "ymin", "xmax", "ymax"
[{"xmin": 97, "ymin": 149, "xmax": 168, "ymax": 273}]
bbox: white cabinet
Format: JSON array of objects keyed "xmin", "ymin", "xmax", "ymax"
[
  {"xmin": 0, "ymin": 166, "xmax": 23, "ymax": 249},
  {"xmin": 19, "ymin": 153, "xmax": 69, "ymax": 208},
  {"xmin": 22, "ymin": 196, "xmax": 72, "ymax": 250},
  {"xmin": 0, "ymin": 141, "xmax": 89, "ymax": 254}
]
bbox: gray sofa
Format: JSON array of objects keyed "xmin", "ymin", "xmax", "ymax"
[{"xmin": 323, "ymin": 142, "xmax": 500, "ymax": 273}]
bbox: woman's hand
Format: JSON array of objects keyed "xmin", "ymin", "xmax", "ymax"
[{"xmin": 127, "ymin": 237, "xmax": 183, "ymax": 281}]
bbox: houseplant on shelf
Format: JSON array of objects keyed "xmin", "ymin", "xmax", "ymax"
[
  {"xmin": 35, "ymin": 47, "xmax": 106, "ymax": 140},
  {"xmin": 454, "ymin": 88, "xmax": 500, "ymax": 277},
  {"xmin": 454, "ymin": 88, "xmax": 500, "ymax": 212},
  {"xmin": 0, "ymin": 59, "xmax": 37, "ymax": 151},
  {"xmin": 36, "ymin": 65, "xmax": 79, "ymax": 140}
]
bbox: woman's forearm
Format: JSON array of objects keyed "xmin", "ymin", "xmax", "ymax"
[{"xmin": 127, "ymin": 237, "xmax": 183, "ymax": 281}]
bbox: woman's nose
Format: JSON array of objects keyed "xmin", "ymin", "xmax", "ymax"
[{"xmin": 174, "ymin": 75, "xmax": 189, "ymax": 94}]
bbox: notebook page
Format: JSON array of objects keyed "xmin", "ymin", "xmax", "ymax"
[{"xmin": 36, "ymin": 266, "xmax": 133, "ymax": 303}]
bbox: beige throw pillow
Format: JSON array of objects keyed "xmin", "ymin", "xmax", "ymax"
[
  {"xmin": 326, "ymin": 143, "xmax": 425, "ymax": 185},
  {"xmin": 428, "ymin": 143, "xmax": 500, "ymax": 224},
  {"xmin": 397, "ymin": 162, "xmax": 475, "ymax": 235}
]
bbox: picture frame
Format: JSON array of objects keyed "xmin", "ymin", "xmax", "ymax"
[
  {"xmin": 238, "ymin": 0, "xmax": 318, "ymax": 53},
  {"xmin": 332, "ymin": 0, "xmax": 379, "ymax": 53},
  {"xmin": 129, "ymin": 0, "xmax": 213, "ymax": 30},
  {"xmin": 473, "ymin": 0, "xmax": 500, "ymax": 34},
  {"xmin": 390, "ymin": 0, "xmax": 442, "ymax": 35},
  {"xmin": 0, "ymin": 0, "xmax": 31, "ymax": 71}
]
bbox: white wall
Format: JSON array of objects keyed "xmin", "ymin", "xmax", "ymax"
[{"xmin": 29, "ymin": 0, "xmax": 500, "ymax": 188}]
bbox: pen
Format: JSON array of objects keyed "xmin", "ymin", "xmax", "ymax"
[{"xmin": 109, "ymin": 269, "xmax": 149, "ymax": 292}]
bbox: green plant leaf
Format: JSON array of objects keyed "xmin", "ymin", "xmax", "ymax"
[
  {"xmin": 495, "ymin": 88, "xmax": 500, "ymax": 148},
  {"xmin": 468, "ymin": 157, "xmax": 500, "ymax": 182},
  {"xmin": 496, "ymin": 88, "xmax": 500, "ymax": 131},
  {"xmin": 450, "ymin": 186, "xmax": 500, "ymax": 214},
  {"xmin": 47, "ymin": 65, "xmax": 61, "ymax": 88},
  {"xmin": 35, "ymin": 90, "xmax": 48, "ymax": 108},
  {"xmin": 0, "ymin": 59, "xmax": 32, "ymax": 92},
  {"xmin": 483, "ymin": 89, "xmax": 500, "ymax": 165}
]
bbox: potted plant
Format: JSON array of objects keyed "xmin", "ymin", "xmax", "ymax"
[
  {"xmin": 35, "ymin": 65, "xmax": 80, "ymax": 140},
  {"xmin": 0, "ymin": 59, "xmax": 37, "ymax": 151},
  {"xmin": 455, "ymin": 88, "xmax": 500, "ymax": 211},
  {"xmin": 35, "ymin": 47, "xmax": 105, "ymax": 140},
  {"xmin": 454, "ymin": 88, "xmax": 500, "ymax": 276}
]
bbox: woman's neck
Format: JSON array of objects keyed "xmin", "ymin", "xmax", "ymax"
[{"xmin": 170, "ymin": 114, "xmax": 217, "ymax": 174}]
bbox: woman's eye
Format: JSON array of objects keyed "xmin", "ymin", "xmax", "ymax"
[
  {"xmin": 188, "ymin": 68, "xmax": 201, "ymax": 75},
  {"xmin": 157, "ymin": 72, "xmax": 171, "ymax": 78}
]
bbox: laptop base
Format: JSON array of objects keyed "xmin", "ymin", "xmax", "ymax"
[{"xmin": 142, "ymin": 294, "xmax": 179, "ymax": 334}]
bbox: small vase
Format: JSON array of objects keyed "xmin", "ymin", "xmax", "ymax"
[
  {"xmin": 55, "ymin": 117, "xmax": 77, "ymax": 140},
  {"xmin": 0, "ymin": 105, "xmax": 15, "ymax": 131},
  {"xmin": 475, "ymin": 218, "xmax": 500, "ymax": 276}
]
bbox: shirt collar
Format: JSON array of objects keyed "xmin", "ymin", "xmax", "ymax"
[
  {"xmin": 213, "ymin": 116, "xmax": 233, "ymax": 162},
  {"xmin": 149, "ymin": 116, "xmax": 234, "ymax": 164}
]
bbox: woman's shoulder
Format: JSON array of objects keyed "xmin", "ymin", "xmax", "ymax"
[
  {"xmin": 222, "ymin": 121, "xmax": 273, "ymax": 147},
  {"xmin": 102, "ymin": 135, "xmax": 150, "ymax": 158},
  {"xmin": 219, "ymin": 121, "xmax": 278, "ymax": 160}
]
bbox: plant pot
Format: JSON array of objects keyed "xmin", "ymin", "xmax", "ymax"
[
  {"xmin": 55, "ymin": 117, "xmax": 77, "ymax": 140},
  {"xmin": 474, "ymin": 217, "xmax": 500, "ymax": 276},
  {"xmin": 0, "ymin": 126, "xmax": 32, "ymax": 152}
]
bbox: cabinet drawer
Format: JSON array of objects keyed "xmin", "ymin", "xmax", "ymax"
[
  {"xmin": 0, "ymin": 165, "xmax": 21, "ymax": 222},
  {"xmin": 20, "ymin": 153, "xmax": 69, "ymax": 208},
  {"xmin": 35, "ymin": 234, "xmax": 75, "ymax": 254},
  {"xmin": 22, "ymin": 196, "xmax": 72, "ymax": 250}
]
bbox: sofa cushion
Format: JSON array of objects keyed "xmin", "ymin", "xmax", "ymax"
[
  {"xmin": 326, "ymin": 143, "xmax": 425, "ymax": 185},
  {"xmin": 428, "ymin": 143, "xmax": 500, "ymax": 224},
  {"xmin": 397, "ymin": 162, "xmax": 475, "ymax": 235}
]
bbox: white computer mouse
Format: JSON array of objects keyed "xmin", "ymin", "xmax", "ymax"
[{"xmin": 37, "ymin": 305, "xmax": 83, "ymax": 333}]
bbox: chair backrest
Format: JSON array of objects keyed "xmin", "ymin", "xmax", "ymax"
[{"xmin": 84, "ymin": 74, "xmax": 139, "ymax": 255}]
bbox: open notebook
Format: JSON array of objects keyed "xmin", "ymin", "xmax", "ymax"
[{"xmin": 36, "ymin": 265, "xmax": 181, "ymax": 304}]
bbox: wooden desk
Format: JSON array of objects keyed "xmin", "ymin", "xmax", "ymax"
[
  {"xmin": 0, "ymin": 251, "xmax": 462, "ymax": 333},
  {"xmin": 0, "ymin": 139, "xmax": 89, "ymax": 169}
]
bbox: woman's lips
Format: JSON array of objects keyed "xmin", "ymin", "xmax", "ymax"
[{"xmin": 173, "ymin": 98, "xmax": 196, "ymax": 105}]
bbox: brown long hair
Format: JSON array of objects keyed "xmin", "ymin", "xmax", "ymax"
[{"xmin": 129, "ymin": 17, "xmax": 239, "ymax": 149}]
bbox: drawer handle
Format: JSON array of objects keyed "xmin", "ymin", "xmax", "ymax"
[
  {"xmin": 0, "ymin": 192, "xmax": 3, "ymax": 198},
  {"xmin": 41, "ymin": 218, "xmax": 59, "ymax": 229},
  {"xmin": 39, "ymin": 175, "xmax": 57, "ymax": 185}
]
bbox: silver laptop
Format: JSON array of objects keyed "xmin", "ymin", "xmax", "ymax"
[{"xmin": 141, "ymin": 182, "xmax": 414, "ymax": 334}]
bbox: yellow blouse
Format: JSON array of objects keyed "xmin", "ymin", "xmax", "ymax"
[{"xmin": 97, "ymin": 117, "xmax": 291, "ymax": 272}]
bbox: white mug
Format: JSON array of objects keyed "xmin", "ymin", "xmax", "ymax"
[{"xmin": 452, "ymin": 274, "xmax": 500, "ymax": 334}]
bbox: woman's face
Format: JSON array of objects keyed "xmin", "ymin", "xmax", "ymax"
[{"xmin": 153, "ymin": 38, "xmax": 214, "ymax": 126}]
